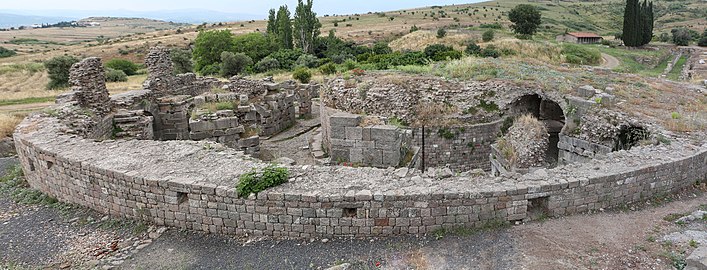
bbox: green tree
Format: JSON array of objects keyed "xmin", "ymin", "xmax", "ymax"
[
  {"xmin": 698, "ymin": 29, "xmax": 707, "ymax": 47},
  {"xmin": 170, "ymin": 48, "xmax": 193, "ymax": 74},
  {"xmin": 436, "ymin": 28, "xmax": 447, "ymax": 38},
  {"xmin": 623, "ymin": 0, "xmax": 653, "ymax": 47},
  {"xmin": 482, "ymin": 30, "xmax": 495, "ymax": 42},
  {"xmin": 293, "ymin": 0, "xmax": 321, "ymax": 54},
  {"xmin": 105, "ymin": 68, "xmax": 128, "ymax": 82},
  {"xmin": 508, "ymin": 4, "xmax": 542, "ymax": 36},
  {"xmin": 45, "ymin": 55, "xmax": 79, "ymax": 89},
  {"xmin": 193, "ymin": 30, "xmax": 235, "ymax": 74},
  {"xmin": 276, "ymin": 6, "xmax": 294, "ymax": 49},
  {"xmin": 233, "ymin": 33, "xmax": 277, "ymax": 63},
  {"xmin": 220, "ymin": 51, "xmax": 252, "ymax": 77},
  {"xmin": 105, "ymin": 59, "xmax": 139, "ymax": 76},
  {"xmin": 266, "ymin": 9, "xmax": 277, "ymax": 34},
  {"xmin": 671, "ymin": 28, "xmax": 692, "ymax": 46}
]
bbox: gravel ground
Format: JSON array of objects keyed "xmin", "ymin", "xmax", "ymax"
[{"xmin": 121, "ymin": 229, "xmax": 516, "ymax": 270}]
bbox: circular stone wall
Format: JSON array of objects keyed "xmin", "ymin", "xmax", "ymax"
[{"xmin": 14, "ymin": 112, "xmax": 707, "ymax": 238}]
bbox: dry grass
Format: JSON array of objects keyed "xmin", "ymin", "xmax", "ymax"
[
  {"xmin": 412, "ymin": 102, "xmax": 461, "ymax": 127},
  {"xmin": 389, "ymin": 30, "xmax": 473, "ymax": 52},
  {"xmin": 488, "ymin": 38, "xmax": 564, "ymax": 65},
  {"xmin": 0, "ymin": 68, "xmax": 54, "ymax": 100},
  {"xmin": 107, "ymin": 74, "xmax": 148, "ymax": 95},
  {"xmin": 0, "ymin": 113, "xmax": 25, "ymax": 138}
]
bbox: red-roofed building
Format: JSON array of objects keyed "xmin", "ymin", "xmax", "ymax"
[{"xmin": 556, "ymin": 32, "xmax": 603, "ymax": 44}]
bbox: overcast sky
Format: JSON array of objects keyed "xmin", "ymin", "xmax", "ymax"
[{"xmin": 1, "ymin": 0, "xmax": 485, "ymax": 15}]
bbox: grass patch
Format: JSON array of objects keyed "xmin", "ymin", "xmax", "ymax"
[
  {"xmin": 0, "ymin": 96, "xmax": 55, "ymax": 106},
  {"xmin": 667, "ymin": 55, "xmax": 687, "ymax": 81},
  {"xmin": 7, "ymin": 38, "xmax": 62, "ymax": 45},
  {"xmin": 561, "ymin": 44, "xmax": 601, "ymax": 65},
  {"xmin": 236, "ymin": 165, "xmax": 289, "ymax": 198},
  {"xmin": 0, "ymin": 165, "xmax": 61, "ymax": 207},
  {"xmin": 663, "ymin": 213, "xmax": 687, "ymax": 222}
]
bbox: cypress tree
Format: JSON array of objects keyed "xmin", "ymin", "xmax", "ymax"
[{"xmin": 623, "ymin": 0, "xmax": 653, "ymax": 47}]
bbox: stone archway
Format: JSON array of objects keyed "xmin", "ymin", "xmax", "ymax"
[{"xmin": 507, "ymin": 94, "xmax": 566, "ymax": 166}]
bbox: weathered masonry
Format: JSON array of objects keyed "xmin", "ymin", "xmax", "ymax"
[{"xmin": 12, "ymin": 48, "xmax": 707, "ymax": 238}]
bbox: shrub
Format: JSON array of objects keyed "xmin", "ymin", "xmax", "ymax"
[
  {"xmin": 200, "ymin": 64, "xmax": 220, "ymax": 76},
  {"xmin": 671, "ymin": 28, "xmax": 691, "ymax": 46},
  {"xmin": 482, "ymin": 30, "xmax": 495, "ymax": 42},
  {"xmin": 0, "ymin": 46, "xmax": 16, "ymax": 58},
  {"xmin": 236, "ymin": 165, "xmax": 289, "ymax": 198},
  {"xmin": 170, "ymin": 48, "xmax": 193, "ymax": 74},
  {"xmin": 561, "ymin": 44, "xmax": 601, "ymax": 65},
  {"xmin": 233, "ymin": 32, "xmax": 277, "ymax": 63},
  {"xmin": 465, "ymin": 41, "xmax": 482, "ymax": 55},
  {"xmin": 105, "ymin": 68, "xmax": 128, "ymax": 82},
  {"xmin": 292, "ymin": 67, "xmax": 312, "ymax": 83},
  {"xmin": 220, "ymin": 52, "xmax": 252, "ymax": 77},
  {"xmin": 268, "ymin": 49, "xmax": 304, "ymax": 70},
  {"xmin": 351, "ymin": 68, "xmax": 365, "ymax": 76},
  {"xmin": 479, "ymin": 23, "xmax": 503, "ymax": 29},
  {"xmin": 295, "ymin": 54, "xmax": 319, "ymax": 68},
  {"xmin": 424, "ymin": 44, "xmax": 459, "ymax": 61},
  {"xmin": 699, "ymin": 29, "xmax": 707, "ymax": 47},
  {"xmin": 45, "ymin": 55, "xmax": 79, "ymax": 89},
  {"xmin": 437, "ymin": 28, "xmax": 447, "ymax": 38},
  {"xmin": 480, "ymin": 46, "xmax": 500, "ymax": 58},
  {"xmin": 320, "ymin": 62, "xmax": 337, "ymax": 75},
  {"xmin": 367, "ymin": 51, "xmax": 428, "ymax": 69},
  {"xmin": 254, "ymin": 56, "xmax": 280, "ymax": 72},
  {"xmin": 330, "ymin": 53, "xmax": 354, "ymax": 64},
  {"xmin": 372, "ymin": 42, "xmax": 393, "ymax": 55},
  {"xmin": 343, "ymin": 59, "xmax": 358, "ymax": 70},
  {"xmin": 105, "ymin": 59, "xmax": 139, "ymax": 76}
]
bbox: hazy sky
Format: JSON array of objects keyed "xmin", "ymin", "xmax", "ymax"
[{"xmin": 2, "ymin": 0, "xmax": 485, "ymax": 15}]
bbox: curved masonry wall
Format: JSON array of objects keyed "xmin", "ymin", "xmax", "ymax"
[{"xmin": 14, "ymin": 116, "xmax": 707, "ymax": 238}]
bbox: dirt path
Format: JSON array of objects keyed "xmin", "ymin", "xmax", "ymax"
[
  {"xmin": 601, "ymin": 53, "xmax": 621, "ymax": 69},
  {"xmin": 259, "ymin": 102, "xmax": 322, "ymax": 165}
]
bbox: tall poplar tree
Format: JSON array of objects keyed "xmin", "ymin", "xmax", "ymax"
[
  {"xmin": 276, "ymin": 6, "xmax": 293, "ymax": 49},
  {"xmin": 293, "ymin": 0, "xmax": 321, "ymax": 54},
  {"xmin": 266, "ymin": 9, "xmax": 277, "ymax": 34}
]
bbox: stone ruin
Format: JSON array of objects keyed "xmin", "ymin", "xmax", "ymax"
[{"xmin": 11, "ymin": 47, "xmax": 706, "ymax": 240}]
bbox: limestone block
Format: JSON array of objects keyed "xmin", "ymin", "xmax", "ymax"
[
  {"xmin": 382, "ymin": 150, "xmax": 401, "ymax": 167},
  {"xmin": 349, "ymin": 148, "xmax": 364, "ymax": 163},
  {"xmin": 345, "ymin": 127, "xmax": 363, "ymax": 141},
  {"xmin": 370, "ymin": 125, "xmax": 399, "ymax": 142},
  {"xmin": 577, "ymin": 85, "xmax": 597, "ymax": 98},
  {"xmin": 189, "ymin": 120, "xmax": 215, "ymax": 132},
  {"xmin": 330, "ymin": 113, "xmax": 361, "ymax": 128},
  {"xmin": 363, "ymin": 148, "xmax": 383, "ymax": 166},
  {"xmin": 330, "ymin": 148, "xmax": 349, "ymax": 162}
]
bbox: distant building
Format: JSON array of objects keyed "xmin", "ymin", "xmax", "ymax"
[
  {"xmin": 31, "ymin": 24, "xmax": 42, "ymax": 28},
  {"xmin": 556, "ymin": 32, "xmax": 603, "ymax": 44},
  {"xmin": 78, "ymin": 21, "xmax": 101, "ymax": 27}
]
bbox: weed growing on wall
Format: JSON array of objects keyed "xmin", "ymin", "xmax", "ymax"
[{"xmin": 236, "ymin": 165, "xmax": 289, "ymax": 198}]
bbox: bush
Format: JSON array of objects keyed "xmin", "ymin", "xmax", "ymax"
[
  {"xmin": 437, "ymin": 28, "xmax": 447, "ymax": 38},
  {"xmin": 330, "ymin": 53, "xmax": 354, "ymax": 64},
  {"xmin": 465, "ymin": 41, "xmax": 481, "ymax": 55},
  {"xmin": 425, "ymin": 44, "xmax": 461, "ymax": 61},
  {"xmin": 220, "ymin": 51, "xmax": 252, "ymax": 77},
  {"xmin": 479, "ymin": 23, "xmax": 503, "ymax": 29},
  {"xmin": 170, "ymin": 48, "xmax": 193, "ymax": 74},
  {"xmin": 698, "ymin": 30, "xmax": 707, "ymax": 47},
  {"xmin": 45, "ymin": 55, "xmax": 79, "ymax": 89},
  {"xmin": 561, "ymin": 44, "xmax": 601, "ymax": 65},
  {"xmin": 105, "ymin": 59, "xmax": 139, "ymax": 76},
  {"xmin": 200, "ymin": 64, "xmax": 220, "ymax": 76},
  {"xmin": 343, "ymin": 59, "xmax": 358, "ymax": 70},
  {"xmin": 105, "ymin": 68, "xmax": 128, "ymax": 82},
  {"xmin": 671, "ymin": 28, "xmax": 692, "ymax": 46},
  {"xmin": 295, "ymin": 54, "xmax": 319, "ymax": 68},
  {"xmin": 320, "ymin": 62, "xmax": 337, "ymax": 75},
  {"xmin": 367, "ymin": 51, "xmax": 428, "ymax": 69},
  {"xmin": 372, "ymin": 42, "xmax": 392, "ymax": 55},
  {"xmin": 292, "ymin": 67, "xmax": 312, "ymax": 83},
  {"xmin": 482, "ymin": 30, "xmax": 495, "ymax": 42},
  {"xmin": 254, "ymin": 56, "xmax": 280, "ymax": 72},
  {"xmin": 0, "ymin": 46, "xmax": 16, "ymax": 58},
  {"xmin": 480, "ymin": 46, "xmax": 500, "ymax": 58},
  {"xmin": 236, "ymin": 165, "xmax": 289, "ymax": 198},
  {"xmin": 268, "ymin": 49, "xmax": 304, "ymax": 70}
]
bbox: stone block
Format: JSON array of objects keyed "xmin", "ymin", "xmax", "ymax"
[
  {"xmin": 363, "ymin": 148, "xmax": 382, "ymax": 166},
  {"xmin": 345, "ymin": 127, "xmax": 363, "ymax": 141},
  {"xmin": 576, "ymin": 85, "xmax": 597, "ymax": 98},
  {"xmin": 349, "ymin": 148, "xmax": 363, "ymax": 163},
  {"xmin": 370, "ymin": 125, "xmax": 399, "ymax": 142},
  {"xmin": 330, "ymin": 148, "xmax": 349, "ymax": 162},
  {"xmin": 330, "ymin": 113, "xmax": 361, "ymax": 128},
  {"xmin": 382, "ymin": 150, "xmax": 401, "ymax": 167}
]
